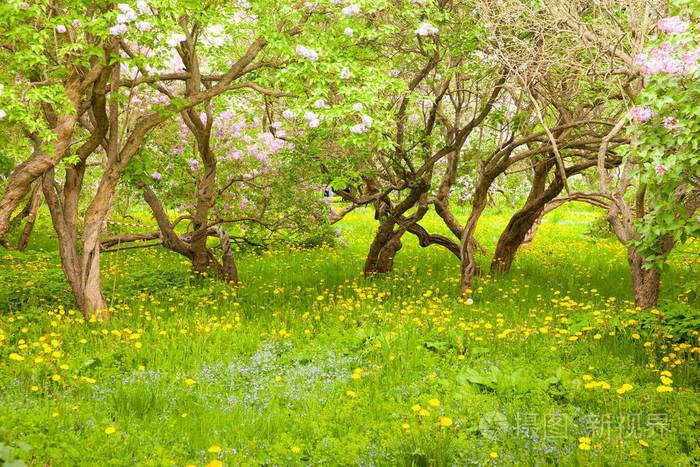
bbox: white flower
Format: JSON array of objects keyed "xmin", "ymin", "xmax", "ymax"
[
  {"xmin": 109, "ymin": 24, "xmax": 128, "ymax": 36},
  {"xmin": 352, "ymin": 103, "xmax": 362, "ymax": 112},
  {"xmin": 270, "ymin": 121, "xmax": 282, "ymax": 129},
  {"xmin": 314, "ymin": 99, "xmax": 325, "ymax": 109},
  {"xmin": 344, "ymin": 27, "xmax": 354, "ymax": 37},
  {"xmin": 303, "ymin": 111, "xmax": 318, "ymax": 121},
  {"xmin": 466, "ymin": 298, "xmax": 474, "ymax": 305},
  {"xmin": 118, "ymin": 3, "xmax": 134, "ymax": 13},
  {"xmin": 136, "ymin": 21, "xmax": 151, "ymax": 31},
  {"xmin": 308, "ymin": 118, "xmax": 320, "ymax": 128},
  {"xmin": 361, "ymin": 115, "xmax": 373, "ymax": 127},
  {"xmin": 340, "ymin": 67, "xmax": 351, "ymax": 79},
  {"xmin": 0, "ymin": 109, "xmax": 6, "ymax": 120},
  {"xmin": 136, "ymin": 0, "xmax": 150, "ymax": 14},
  {"xmin": 415, "ymin": 22, "xmax": 438, "ymax": 36},
  {"xmin": 349, "ymin": 123, "xmax": 366, "ymax": 133},
  {"xmin": 282, "ymin": 109, "xmax": 294, "ymax": 119},
  {"xmin": 56, "ymin": 24, "xmax": 67, "ymax": 33},
  {"xmin": 341, "ymin": 4, "xmax": 360, "ymax": 16},
  {"xmin": 296, "ymin": 45, "xmax": 319, "ymax": 61},
  {"xmin": 167, "ymin": 34, "xmax": 185, "ymax": 47}
]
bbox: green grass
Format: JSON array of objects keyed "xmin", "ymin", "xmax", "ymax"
[{"xmin": 0, "ymin": 205, "xmax": 698, "ymax": 466}]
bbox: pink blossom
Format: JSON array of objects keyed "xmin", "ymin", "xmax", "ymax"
[
  {"xmin": 56, "ymin": 24, "xmax": 67, "ymax": 33},
  {"xmin": 344, "ymin": 27, "xmax": 353, "ymax": 37},
  {"xmin": 630, "ymin": 106, "xmax": 653, "ymax": 122},
  {"xmin": 282, "ymin": 109, "xmax": 294, "ymax": 119},
  {"xmin": 73, "ymin": 20, "xmax": 83, "ymax": 28},
  {"xmin": 663, "ymin": 116, "xmax": 679, "ymax": 130},
  {"xmin": 658, "ymin": 16, "xmax": 690, "ymax": 34},
  {"xmin": 19, "ymin": 2, "xmax": 29, "ymax": 10}
]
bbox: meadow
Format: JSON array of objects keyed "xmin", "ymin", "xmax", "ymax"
[{"xmin": 0, "ymin": 205, "xmax": 698, "ymax": 466}]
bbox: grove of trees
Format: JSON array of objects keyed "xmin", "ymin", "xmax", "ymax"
[{"xmin": 0, "ymin": 0, "xmax": 698, "ymax": 318}]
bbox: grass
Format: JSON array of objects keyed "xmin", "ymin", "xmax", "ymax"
[{"xmin": 0, "ymin": 204, "xmax": 698, "ymax": 466}]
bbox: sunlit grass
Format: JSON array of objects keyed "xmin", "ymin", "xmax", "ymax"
[{"xmin": 0, "ymin": 205, "xmax": 698, "ymax": 465}]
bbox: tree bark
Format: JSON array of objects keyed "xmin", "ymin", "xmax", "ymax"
[
  {"xmin": 16, "ymin": 184, "xmax": 43, "ymax": 251},
  {"xmin": 627, "ymin": 248, "xmax": 660, "ymax": 309}
]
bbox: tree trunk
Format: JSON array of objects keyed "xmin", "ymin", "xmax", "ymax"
[
  {"xmin": 364, "ymin": 215, "xmax": 397, "ymax": 275},
  {"xmin": 16, "ymin": 185, "xmax": 43, "ymax": 251},
  {"xmin": 627, "ymin": 248, "xmax": 660, "ymax": 309}
]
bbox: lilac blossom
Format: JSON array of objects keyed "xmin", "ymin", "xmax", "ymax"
[
  {"xmin": 415, "ymin": 22, "xmax": 438, "ymax": 36},
  {"xmin": 658, "ymin": 16, "xmax": 690, "ymax": 34},
  {"xmin": 630, "ymin": 106, "xmax": 653, "ymax": 122},
  {"xmin": 296, "ymin": 45, "xmax": 319, "ymax": 61}
]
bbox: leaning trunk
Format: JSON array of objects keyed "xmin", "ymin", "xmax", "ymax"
[
  {"xmin": 490, "ymin": 207, "xmax": 544, "ymax": 274},
  {"xmin": 16, "ymin": 185, "xmax": 43, "ymax": 251}
]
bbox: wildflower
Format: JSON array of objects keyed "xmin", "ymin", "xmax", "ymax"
[
  {"xmin": 56, "ymin": 25, "xmax": 67, "ymax": 33},
  {"xmin": 291, "ymin": 446, "xmax": 301, "ymax": 454},
  {"xmin": 282, "ymin": 109, "xmax": 294, "ymax": 119},
  {"xmin": 344, "ymin": 27, "xmax": 354, "ymax": 37},
  {"xmin": 206, "ymin": 461, "xmax": 223, "ymax": 467},
  {"xmin": 346, "ymin": 390, "xmax": 355, "ymax": 397},
  {"xmin": 9, "ymin": 353, "xmax": 24, "ymax": 361},
  {"xmin": 428, "ymin": 398, "xmax": 440, "ymax": 407},
  {"xmin": 616, "ymin": 383, "xmax": 633, "ymax": 395},
  {"xmin": 151, "ymin": 172, "xmax": 162, "ymax": 181},
  {"xmin": 105, "ymin": 426, "xmax": 116, "ymax": 435},
  {"xmin": 655, "ymin": 165, "xmax": 667, "ymax": 176},
  {"xmin": 630, "ymin": 106, "xmax": 653, "ymax": 122},
  {"xmin": 489, "ymin": 452, "xmax": 498, "ymax": 459},
  {"xmin": 419, "ymin": 408, "xmax": 430, "ymax": 416},
  {"xmin": 208, "ymin": 445, "xmax": 222, "ymax": 453},
  {"xmin": 438, "ymin": 416, "xmax": 452, "ymax": 427},
  {"xmin": 639, "ymin": 439, "xmax": 649, "ymax": 447},
  {"xmin": 656, "ymin": 385, "xmax": 673, "ymax": 393},
  {"xmin": 663, "ymin": 116, "xmax": 679, "ymax": 130},
  {"xmin": 660, "ymin": 375, "xmax": 673, "ymax": 385},
  {"xmin": 184, "ymin": 378, "xmax": 196, "ymax": 385},
  {"xmin": 401, "ymin": 422, "xmax": 410, "ymax": 429},
  {"xmin": 411, "ymin": 404, "xmax": 421, "ymax": 412},
  {"xmin": 340, "ymin": 67, "xmax": 351, "ymax": 79}
]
